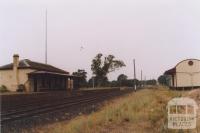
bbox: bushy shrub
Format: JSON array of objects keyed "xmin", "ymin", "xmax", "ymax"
[
  {"xmin": 0, "ymin": 85, "xmax": 9, "ymax": 92},
  {"xmin": 16, "ymin": 84, "xmax": 26, "ymax": 92}
]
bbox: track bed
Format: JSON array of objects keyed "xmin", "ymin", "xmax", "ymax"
[{"xmin": 1, "ymin": 89, "xmax": 133, "ymax": 133}]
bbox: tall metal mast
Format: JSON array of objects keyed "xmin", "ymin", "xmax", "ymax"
[
  {"xmin": 141, "ymin": 70, "xmax": 143, "ymax": 87},
  {"xmin": 45, "ymin": 9, "xmax": 48, "ymax": 64},
  {"xmin": 133, "ymin": 59, "xmax": 137, "ymax": 91}
]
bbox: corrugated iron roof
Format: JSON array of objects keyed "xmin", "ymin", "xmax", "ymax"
[
  {"xmin": 0, "ymin": 59, "xmax": 69, "ymax": 74},
  {"xmin": 28, "ymin": 71, "xmax": 75, "ymax": 77},
  {"xmin": 164, "ymin": 67, "xmax": 176, "ymax": 75}
]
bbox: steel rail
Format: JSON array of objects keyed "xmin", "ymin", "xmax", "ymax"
[{"xmin": 1, "ymin": 90, "xmax": 131, "ymax": 124}]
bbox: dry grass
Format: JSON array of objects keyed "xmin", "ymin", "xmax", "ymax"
[{"xmin": 28, "ymin": 86, "xmax": 200, "ymax": 133}]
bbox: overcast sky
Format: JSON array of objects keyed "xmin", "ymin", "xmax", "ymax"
[{"xmin": 0, "ymin": 0, "xmax": 200, "ymax": 80}]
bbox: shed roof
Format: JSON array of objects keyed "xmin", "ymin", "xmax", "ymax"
[
  {"xmin": 164, "ymin": 58, "xmax": 200, "ymax": 75},
  {"xmin": 164, "ymin": 67, "xmax": 176, "ymax": 75},
  {"xmin": 0, "ymin": 59, "xmax": 69, "ymax": 74},
  {"xmin": 28, "ymin": 71, "xmax": 80, "ymax": 78}
]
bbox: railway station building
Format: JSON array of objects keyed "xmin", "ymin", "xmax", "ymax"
[
  {"xmin": 0, "ymin": 54, "xmax": 79, "ymax": 92},
  {"xmin": 164, "ymin": 59, "xmax": 200, "ymax": 89}
]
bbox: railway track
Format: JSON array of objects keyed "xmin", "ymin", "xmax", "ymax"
[
  {"xmin": 1, "ymin": 89, "xmax": 132, "ymax": 125},
  {"xmin": 1, "ymin": 90, "xmax": 101, "ymax": 113},
  {"xmin": 1, "ymin": 89, "xmax": 116, "ymax": 111},
  {"xmin": 1, "ymin": 91, "xmax": 116, "ymax": 116}
]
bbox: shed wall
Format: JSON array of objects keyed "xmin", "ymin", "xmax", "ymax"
[{"xmin": 176, "ymin": 60, "xmax": 200, "ymax": 87}]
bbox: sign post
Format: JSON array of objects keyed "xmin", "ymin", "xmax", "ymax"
[{"xmin": 167, "ymin": 97, "xmax": 198, "ymax": 130}]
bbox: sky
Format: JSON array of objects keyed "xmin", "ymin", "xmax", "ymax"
[{"xmin": 0, "ymin": 0, "xmax": 200, "ymax": 81}]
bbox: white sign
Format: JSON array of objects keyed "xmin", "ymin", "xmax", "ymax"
[{"xmin": 167, "ymin": 97, "xmax": 198, "ymax": 129}]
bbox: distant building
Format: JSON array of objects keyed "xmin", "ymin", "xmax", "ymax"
[
  {"xmin": 164, "ymin": 59, "xmax": 200, "ymax": 89},
  {"xmin": 0, "ymin": 54, "xmax": 79, "ymax": 92}
]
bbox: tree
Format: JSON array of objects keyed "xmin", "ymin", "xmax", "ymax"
[
  {"xmin": 158, "ymin": 75, "xmax": 171, "ymax": 86},
  {"xmin": 72, "ymin": 69, "xmax": 87, "ymax": 88},
  {"xmin": 110, "ymin": 80, "xmax": 118, "ymax": 87},
  {"xmin": 91, "ymin": 53, "xmax": 126, "ymax": 86},
  {"xmin": 117, "ymin": 74, "xmax": 128, "ymax": 82},
  {"xmin": 88, "ymin": 76, "xmax": 109, "ymax": 87},
  {"xmin": 117, "ymin": 74, "xmax": 128, "ymax": 87},
  {"xmin": 146, "ymin": 79, "xmax": 157, "ymax": 85}
]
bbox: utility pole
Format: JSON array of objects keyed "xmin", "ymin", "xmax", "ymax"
[
  {"xmin": 45, "ymin": 9, "xmax": 48, "ymax": 64},
  {"xmin": 92, "ymin": 75, "xmax": 95, "ymax": 88},
  {"xmin": 133, "ymin": 59, "xmax": 136, "ymax": 91},
  {"xmin": 141, "ymin": 70, "xmax": 143, "ymax": 87}
]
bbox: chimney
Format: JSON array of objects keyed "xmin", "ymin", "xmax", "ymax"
[{"xmin": 13, "ymin": 54, "xmax": 19, "ymax": 89}]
